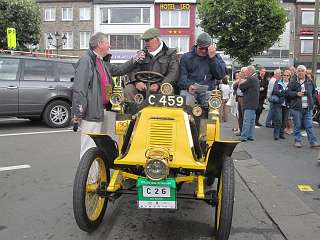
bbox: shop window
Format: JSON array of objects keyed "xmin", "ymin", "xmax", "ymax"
[
  {"xmin": 100, "ymin": 7, "xmax": 150, "ymax": 24},
  {"xmin": 110, "ymin": 35, "xmax": 141, "ymax": 50},
  {"xmin": 160, "ymin": 10, "xmax": 189, "ymax": 28},
  {"xmin": 161, "ymin": 36, "xmax": 189, "ymax": 53}
]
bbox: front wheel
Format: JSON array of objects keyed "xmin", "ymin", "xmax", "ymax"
[
  {"xmin": 214, "ymin": 156, "xmax": 235, "ymax": 240},
  {"xmin": 73, "ymin": 148, "xmax": 110, "ymax": 232}
]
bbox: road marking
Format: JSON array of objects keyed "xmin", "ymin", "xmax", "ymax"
[
  {"xmin": 297, "ymin": 184, "xmax": 314, "ymax": 192},
  {"xmin": 0, "ymin": 164, "xmax": 31, "ymax": 172},
  {"xmin": 0, "ymin": 129, "xmax": 72, "ymax": 137}
]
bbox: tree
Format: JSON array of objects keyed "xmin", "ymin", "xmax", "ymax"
[
  {"xmin": 0, "ymin": 0, "xmax": 41, "ymax": 51},
  {"xmin": 198, "ymin": 0, "xmax": 287, "ymax": 65}
]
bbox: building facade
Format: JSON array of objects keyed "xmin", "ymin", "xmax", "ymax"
[
  {"xmin": 154, "ymin": 0, "xmax": 197, "ymax": 54},
  {"xmin": 294, "ymin": 0, "xmax": 320, "ymax": 80},
  {"xmin": 37, "ymin": 0, "xmax": 93, "ymax": 57}
]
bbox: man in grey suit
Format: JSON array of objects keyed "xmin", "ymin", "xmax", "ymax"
[{"xmin": 72, "ymin": 32, "xmax": 144, "ymax": 158}]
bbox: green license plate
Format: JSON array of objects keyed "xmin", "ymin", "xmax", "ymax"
[{"xmin": 137, "ymin": 178, "xmax": 176, "ymax": 209}]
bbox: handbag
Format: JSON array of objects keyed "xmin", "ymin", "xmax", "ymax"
[{"xmin": 268, "ymin": 95, "xmax": 280, "ymax": 103}]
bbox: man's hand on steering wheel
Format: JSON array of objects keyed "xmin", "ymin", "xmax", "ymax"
[
  {"xmin": 135, "ymin": 82, "xmax": 147, "ymax": 91},
  {"xmin": 150, "ymin": 83, "xmax": 159, "ymax": 92}
]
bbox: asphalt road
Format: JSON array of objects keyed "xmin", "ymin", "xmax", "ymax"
[{"xmin": 0, "ymin": 118, "xmax": 285, "ymax": 240}]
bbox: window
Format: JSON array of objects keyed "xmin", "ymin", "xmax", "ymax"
[
  {"xmin": 79, "ymin": 7, "xmax": 91, "ymax": 20},
  {"xmin": 63, "ymin": 32, "xmax": 73, "ymax": 49},
  {"xmin": 302, "ymin": 11, "xmax": 314, "ymax": 25},
  {"xmin": 300, "ymin": 39, "xmax": 313, "ymax": 54},
  {"xmin": 62, "ymin": 7, "xmax": 73, "ymax": 21},
  {"xmin": 24, "ymin": 60, "xmax": 55, "ymax": 81},
  {"xmin": 160, "ymin": 10, "xmax": 189, "ymax": 27},
  {"xmin": 0, "ymin": 58, "xmax": 19, "ymax": 81},
  {"xmin": 110, "ymin": 35, "xmax": 141, "ymax": 50},
  {"xmin": 80, "ymin": 32, "xmax": 91, "ymax": 49},
  {"xmin": 161, "ymin": 36, "xmax": 189, "ymax": 53},
  {"xmin": 44, "ymin": 33, "xmax": 55, "ymax": 50},
  {"xmin": 44, "ymin": 8, "xmax": 56, "ymax": 21},
  {"xmin": 100, "ymin": 7, "xmax": 150, "ymax": 24},
  {"xmin": 57, "ymin": 63, "xmax": 75, "ymax": 82}
]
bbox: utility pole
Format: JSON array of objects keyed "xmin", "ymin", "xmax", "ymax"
[{"xmin": 312, "ymin": 0, "xmax": 320, "ymax": 78}]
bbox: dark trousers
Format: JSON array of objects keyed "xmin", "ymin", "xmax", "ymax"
[
  {"xmin": 273, "ymin": 105, "xmax": 289, "ymax": 138},
  {"xmin": 255, "ymin": 99, "xmax": 265, "ymax": 124},
  {"xmin": 237, "ymin": 97, "xmax": 244, "ymax": 131}
]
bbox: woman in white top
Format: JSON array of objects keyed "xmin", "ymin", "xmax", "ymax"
[{"xmin": 219, "ymin": 75, "xmax": 231, "ymax": 122}]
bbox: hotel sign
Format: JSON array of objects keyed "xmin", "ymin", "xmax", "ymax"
[{"xmin": 160, "ymin": 3, "xmax": 190, "ymax": 10}]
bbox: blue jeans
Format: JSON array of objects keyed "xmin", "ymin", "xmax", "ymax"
[
  {"xmin": 265, "ymin": 102, "xmax": 274, "ymax": 126},
  {"xmin": 241, "ymin": 109, "xmax": 256, "ymax": 140},
  {"xmin": 291, "ymin": 109, "xmax": 317, "ymax": 145}
]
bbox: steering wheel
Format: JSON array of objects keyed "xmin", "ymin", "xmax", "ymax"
[{"xmin": 134, "ymin": 71, "xmax": 164, "ymax": 84}]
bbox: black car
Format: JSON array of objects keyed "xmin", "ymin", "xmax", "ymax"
[{"xmin": 0, "ymin": 54, "xmax": 76, "ymax": 128}]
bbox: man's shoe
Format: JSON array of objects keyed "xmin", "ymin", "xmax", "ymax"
[
  {"xmin": 310, "ymin": 143, "xmax": 320, "ymax": 148},
  {"xmin": 255, "ymin": 122, "xmax": 262, "ymax": 127},
  {"xmin": 279, "ymin": 135, "xmax": 286, "ymax": 139},
  {"xmin": 294, "ymin": 142, "xmax": 302, "ymax": 148},
  {"xmin": 274, "ymin": 137, "xmax": 279, "ymax": 140},
  {"xmin": 247, "ymin": 138, "xmax": 254, "ymax": 141},
  {"xmin": 255, "ymin": 125, "xmax": 261, "ymax": 129}
]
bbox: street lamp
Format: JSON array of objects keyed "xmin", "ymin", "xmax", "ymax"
[{"xmin": 47, "ymin": 32, "xmax": 67, "ymax": 56}]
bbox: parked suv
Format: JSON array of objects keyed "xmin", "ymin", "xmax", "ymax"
[{"xmin": 0, "ymin": 54, "xmax": 75, "ymax": 128}]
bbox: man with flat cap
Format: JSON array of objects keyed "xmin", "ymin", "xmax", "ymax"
[
  {"xmin": 124, "ymin": 27, "xmax": 179, "ymax": 101},
  {"xmin": 178, "ymin": 32, "xmax": 227, "ymax": 105}
]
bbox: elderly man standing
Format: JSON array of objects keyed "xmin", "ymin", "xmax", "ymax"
[
  {"xmin": 178, "ymin": 32, "xmax": 226, "ymax": 105},
  {"xmin": 124, "ymin": 28, "xmax": 179, "ymax": 101},
  {"xmin": 286, "ymin": 65, "xmax": 319, "ymax": 148},
  {"xmin": 72, "ymin": 32, "xmax": 144, "ymax": 158},
  {"xmin": 238, "ymin": 66, "xmax": 260, "ymax": 142}
]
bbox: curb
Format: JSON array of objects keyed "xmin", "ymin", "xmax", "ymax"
[{"xmin": 234, "ymin": 158, "xmax": 320, "ymax": 240}]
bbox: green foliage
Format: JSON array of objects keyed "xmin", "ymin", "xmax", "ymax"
[
  {"xmin": 198, "ymin": 0, "xmax": 287, "ymax": 65},
  {"xmin": 0, "ymin": 0, "xmax": 41, "ymax": 50}
]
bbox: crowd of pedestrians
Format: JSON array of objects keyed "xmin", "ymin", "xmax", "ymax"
[{"xmin": 228, "ymin": 64, "xmax": 320, "ymax": 163}]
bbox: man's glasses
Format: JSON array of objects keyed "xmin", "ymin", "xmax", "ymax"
[
  {"xmin": 283, "ymin": 75, "xmax": 290, "ymax": 77},
  {"xmin": 198, "ymin": 46, "xmax": 208, "ymax": 51}
]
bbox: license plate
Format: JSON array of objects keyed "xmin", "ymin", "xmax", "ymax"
[
  {"xmin": 142, "ymin": 186, "xmax": 170, "ymax": 197},
  {"xmin": 137, "ymin": 178, "xmax": 176, "ymax": 209},
  {"xmin": 147, "ymin": 94, "xmax": 185, "ymax": 107}
]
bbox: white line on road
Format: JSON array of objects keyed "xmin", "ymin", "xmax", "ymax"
[
  {"xmin": 0, "ymin": 164, "xmax": 31, "ymax": 172},
  {"xmin": 0, "ymin": 129, "xmax": 72, "ymax": 137}
]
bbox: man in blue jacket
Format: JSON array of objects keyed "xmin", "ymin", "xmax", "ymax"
[{"xmin": 178, "ymin": 32, "xmax": 226, "ymax": 105}]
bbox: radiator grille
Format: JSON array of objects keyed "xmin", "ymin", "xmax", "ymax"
[{"xmin": 148, "ymin": 119, "xmax": 175, "ymax": 151}]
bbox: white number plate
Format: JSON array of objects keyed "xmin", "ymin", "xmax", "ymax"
[
  {"xmin": 142, "ymin": 186, "xmax": 170, "ymax": 198},
  {"xmin": 147, "ymin": 94, "xmax": 185, "ymax": 107}
]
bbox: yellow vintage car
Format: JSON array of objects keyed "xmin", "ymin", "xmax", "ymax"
[{"xmin": 73, "ymin": 71, "xmax": 239, "ymax": 240}]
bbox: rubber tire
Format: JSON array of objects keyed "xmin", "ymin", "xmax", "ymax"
[
  {"xmin": 214, "ymin": 156, "xmax": 235, "ymax": 240},
  {"xmin": 73, "ymin": 148, "xmax": 110, "ymax": 232},
  {"xmin": 43, "ymin": 100, "xmax": 71, "ymax": 128}
]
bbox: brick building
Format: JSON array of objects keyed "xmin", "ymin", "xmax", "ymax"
[{"xmin": 37, "ymin": 0, "xmax": 93, "ymax": 57}]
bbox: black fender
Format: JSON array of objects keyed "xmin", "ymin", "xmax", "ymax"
[
  {"xmin": 205, "ymin": 141, "xmax": 239, "ymax": 177},
  {"xmin": 88, "ymin": 134, "xmax": 118, "ymax": 169}
]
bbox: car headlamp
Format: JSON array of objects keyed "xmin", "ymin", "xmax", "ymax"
[
  {"xmin": 160, "ymin": 83, "xmax": 174, "ymax": 95},
  {"xmin": 110, "ymin": 93, "xmax": 123, "ymax": 105},
  {"xmin": 192, "ymin": 105, "xmax": 203, "ymax": 117},
  {"xmin": 208, "ymin": 96, "xmax": 222, "ymax": 109},
  {"xmin": 144, "ymin": 147, "xmax": 170, "ymax": 180}
]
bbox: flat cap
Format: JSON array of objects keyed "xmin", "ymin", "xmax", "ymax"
[
  {"xmin": 196, "ymin": 32, "xmax": 211, "ymax": 47},
  {"xmin": 141, "ymin": 28, "xmax": 160, "ymax": 40}
]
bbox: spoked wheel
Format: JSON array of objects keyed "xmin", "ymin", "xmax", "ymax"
[
  {"xmin": 73, "ymin": 147, "xmax": 110, "ymax": 232},
  {"xmin": 214, "ymin": 156, "xmax": 235, "ymax": 240}
]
